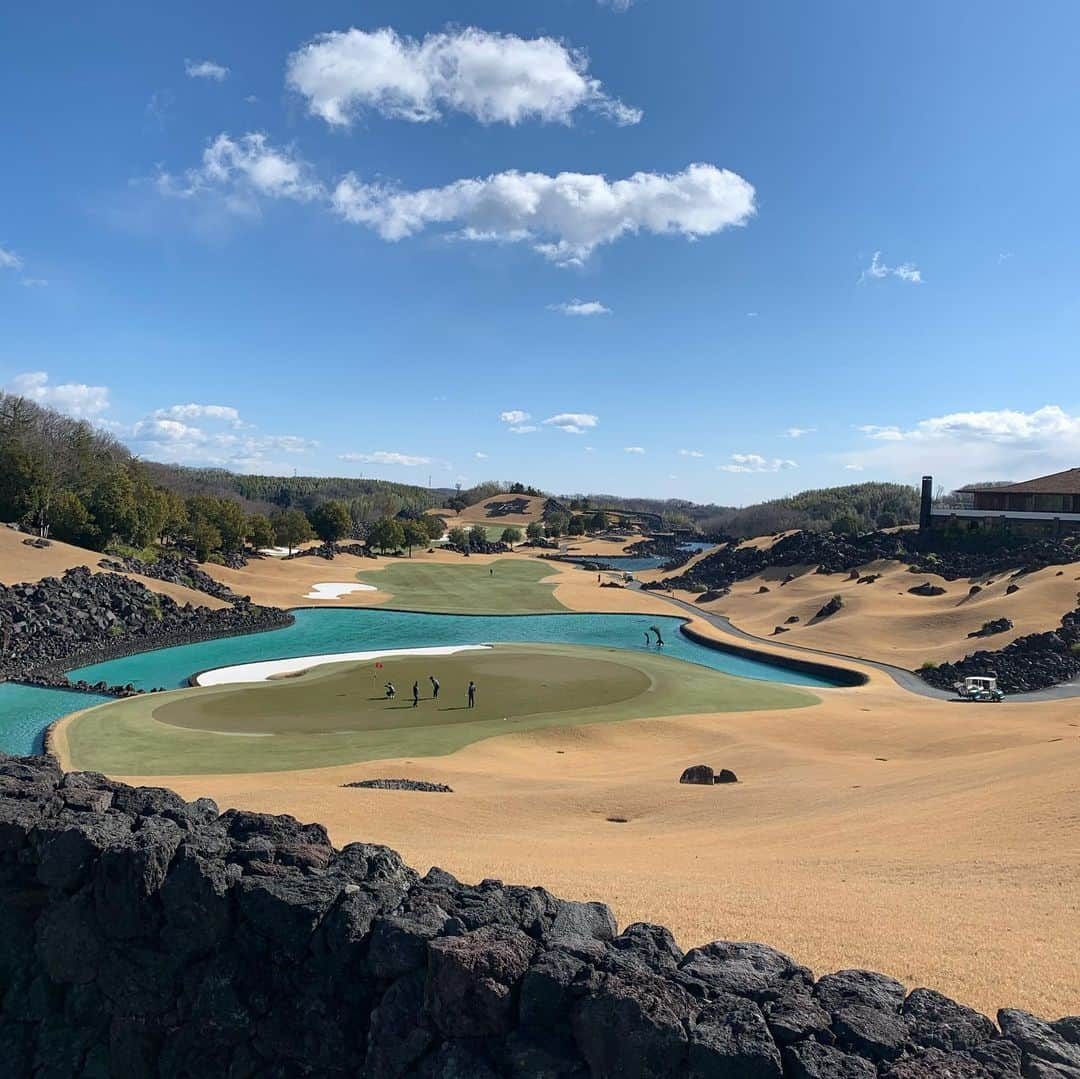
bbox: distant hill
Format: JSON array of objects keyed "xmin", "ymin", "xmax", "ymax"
[
  {"xmin": 560, "ymin": 483, "xmax": 920, "ymax": 538},
  {"xmin": 704, "ymin": 482, "xmax": 920, "ymax": 537},
  {"xmin": 143, "ymin": 463, "xmax": 454, "ymax": 521}
]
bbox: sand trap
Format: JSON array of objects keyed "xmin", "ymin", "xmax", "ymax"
[
  {"xmin": 304, "ymin": 582, "xmax": 379, "ymax": 600},
  {"xmin": 258, "ymin": 547, "xmax": 296, "ymax": 558},
  {"xmin": 194, "ymin": 645, "xmax": 493, "ymax": 687}
]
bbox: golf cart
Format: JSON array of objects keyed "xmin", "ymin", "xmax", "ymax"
[{"xmin": 954, "ymin": 675, "xmax": 1005, "ymax": 703}]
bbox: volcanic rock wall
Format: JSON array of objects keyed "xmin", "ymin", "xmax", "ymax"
[{"xmin": 1, "ymin": 754, "xmax": 1078, "ymax": 1077}]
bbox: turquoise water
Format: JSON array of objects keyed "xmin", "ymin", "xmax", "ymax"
[
  {"xmin": 0, "ymin": 608, "xmax": 838, "ymax": 756},
  {"xmin": 0, "ymin": 684, "xmax": 112, "ymax": 756},
  {"xmin": 563, "ymin": 542, "xmax": 713, "ymax": 573}
]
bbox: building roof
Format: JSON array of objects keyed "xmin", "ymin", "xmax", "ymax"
[{"xmin": 960, "ymin": 468, "xmax": 1080, "ymax": 495}]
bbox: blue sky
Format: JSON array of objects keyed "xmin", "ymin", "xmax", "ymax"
[{"xmin": 2, "ymin": 1, "xmax": 1080, "ymax": 503}]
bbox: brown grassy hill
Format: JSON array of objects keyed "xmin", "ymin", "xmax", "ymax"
[
  {"xmin": 432, "ymin": 493, "xmax": 551, "ymax": 530},
  {"xmin": 0, "ymin": 528, "xmax": 229, "ymax": 610},
  {"xmin": 681, "ymin": 550, "xmax": 1080, "ymax": 667}
]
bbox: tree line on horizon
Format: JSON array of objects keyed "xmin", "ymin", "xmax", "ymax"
[{"xmin": 1, "ymin": 392, "xmax": 924, "ymax": 562}]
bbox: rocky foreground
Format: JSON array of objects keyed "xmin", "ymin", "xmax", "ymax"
[
  {"xmin": 1, "ymin": 753, "xmax": 1076, "ymax": 1078},
  {"xmin": 0, "ymin": 567, "xmax": 291, "ymax": 694}
]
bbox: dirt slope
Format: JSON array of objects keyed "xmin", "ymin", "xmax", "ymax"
[{"xmin": 0, "ymin": 528, "xmax": 228, "ymax": 610}]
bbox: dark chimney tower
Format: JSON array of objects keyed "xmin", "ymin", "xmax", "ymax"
[{"xmin": 919, "ymin": 475, "xmax": 934, "ymax": 532}]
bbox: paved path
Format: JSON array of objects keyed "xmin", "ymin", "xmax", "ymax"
[{"xmin": 638, "ymin": 587, "xmax": 1080, "ymax": 704}]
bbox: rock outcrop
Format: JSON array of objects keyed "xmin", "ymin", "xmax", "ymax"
[
  {"xmin": 920, "ymin": 608, "xmax": 1080, "ymax": 694},
  {"xmin": 98, "ymin": 555, "xmax": 245, "ymax": 604},
  {"xmin": 0, "ymin": 753, "xmax": 1074, "ymax": 1077},
  {"xmin": 0, "ymin": 567, "xmax": 291, "ymax": 692}
]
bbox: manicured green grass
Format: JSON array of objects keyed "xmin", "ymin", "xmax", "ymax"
[
  {"xmin": 62, "ymin": 643, "xmax": 818, "ymax": 776},
  {"xmin": 357, "ymin": 558, "xmax": 565, "ymax": 614}
]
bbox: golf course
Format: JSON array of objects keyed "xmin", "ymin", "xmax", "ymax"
[
  {"xmin": 354, "ymin": 558, "xmax": 565, "ymax": 614},
  {"xmin": 54, "ymin": 642, "xmax": 819, "ymax": 775}
]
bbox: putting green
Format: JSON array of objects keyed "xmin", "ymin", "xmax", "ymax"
[
  {"xmin": 59, "ymin": 644, "xmax": 818, "ymax": 775},
  {"xmin": 356, "ymin": 559, "xmax": 565, "ymax": 614}
]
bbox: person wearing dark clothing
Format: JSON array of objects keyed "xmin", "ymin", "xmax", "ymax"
[
  {"xmin": 429, "ymin": 675, "xmax": 440, "ymax": 699},
  {"xmin": 412, "ymin": 681, "xmax": 420, "ymax": 708},
  {"xmin": 467, "ymin": 681, "xmax": 476, "ymax": 709}
]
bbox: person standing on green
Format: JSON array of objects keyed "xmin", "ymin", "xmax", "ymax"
[
  {"xmin": 412, "ymin": 681, "xmax": 420, "ymax": 708},
  {"xmin": 467, "ymin": 681, "xmax": 476, "ymax": 709}
]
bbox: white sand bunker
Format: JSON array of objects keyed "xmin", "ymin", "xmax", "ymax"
[
  {"xmin": 194, "ymin": 644, "xmax": 492, "ymax": 687},
  {"xmin": 258, "ymin": 546, "xmax": 296, "ymax": 558},
  {"xmin": 303, "ymin": 582, "xmax": 378, "ymax": 600}
]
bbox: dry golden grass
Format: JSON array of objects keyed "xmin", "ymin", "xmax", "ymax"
[
  {"xmin": 0, "ymin": 528, "xmax": 229, "ymax": 610},
  {"xmin": 684, "ymin": 558, "xmax": 1080, "ymax": 666}
]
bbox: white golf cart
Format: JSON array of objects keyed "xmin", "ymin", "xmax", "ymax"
[{"xmin": 954, "ymin": 675, "xmax": 1005, "ymax": 703}]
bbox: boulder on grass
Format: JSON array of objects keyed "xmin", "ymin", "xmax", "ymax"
[{"xmin": 680, "ymin": 765, "xmax": 715, "ymax": 786}]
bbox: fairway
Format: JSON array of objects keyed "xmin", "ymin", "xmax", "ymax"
[
  {"xmin": 58, "ymin": 643, "xmax": 819, "ymax": 775},
  {"xmin": 356, "ymin": 558, "xmax": 565, "ymax": 614}
]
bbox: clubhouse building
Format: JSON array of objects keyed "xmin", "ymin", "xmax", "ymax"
[{"xmin": 920, "ymin": 468, "xmax": 1080, "ymax": 536}]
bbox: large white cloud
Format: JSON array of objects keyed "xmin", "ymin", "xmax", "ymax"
[
  {"xmin": 129, "ymin": 405, "xmax": 315, "ymax": 468},
  {"xmin": 846, "ymin": 405, "xmax": 1080, "ymax": 486},
  {"xmin": 332, "ymin": 163, "xmax": 755, "ymax": 265},
  {"xmin": 156, "ymin": 133, "xmax": 324, "ymax": 209},
  {"xmin": 286, "ymin": 27, "xmax": 640, "ymax": 129},
  {"xmin": 0, "ymin": 246, "xmax": 23, "ymax": 271},
  {"xmin": 499, "ymin": 409, "xmax": 530, "ymax": 424},
  {"xmin": 4, "ymin": 371, "xmax": 110, "ymax": 418}
]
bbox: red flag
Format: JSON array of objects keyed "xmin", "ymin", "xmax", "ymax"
[{"xmin": 375, "ymin": 661, "xmax": 383, "ymax": 668}]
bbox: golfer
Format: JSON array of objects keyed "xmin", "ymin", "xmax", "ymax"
[
  {"xmin": 429, "ymin": 675, "xmax": 440, "ymax": 699},
  {"xmin": 385, "ymin": 682, "xmax": 396, "ymax": 700},
  {"xmin": 412, "ymin": 681, "xmax": 420, "ymax": 708},
  {"xmin": 467, "ymin": 680, "xmax": 477, "ymax": 709}
]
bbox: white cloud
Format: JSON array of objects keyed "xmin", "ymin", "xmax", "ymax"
[
  {"xmin": 156, "ymin": 133, "xmax": 324, "ymax": 213},
  {"xmin": 4, "ymin": 371, "xmax": 110, "ymax": 418},
  {"xmin": 154, "ymin": 403, "xmax": 242, "ymax": 424},
  {"xmin": 785, "ymin": 426, "xmax": 816, "ymax": 439},
  {"xmin": 844, "ymin": 464, "xmax": 865, "ymax": 471},
  {"xmin": 509, "ymin": 425, "xmax": 539, "ymax": 435},
  {"xmin": 860, "ymin": 251, "xmax": 922, "ymax": 285},
  {"xmin": 129, "ymin": 405, "xmax": 316, "ymax": 468},
  {"xmin": 848, "ymin": 405, "xmax": 1080, "ymax": 484},
  {"xmin": 624, "ymin": 446, "xmax": 645, "ymax": 454},
  {"xmin": 544, "ymin": 412, "xmax": 599, "ymax": 434},
  {"xmin": 331, "ymin": 163, "xmax": 756, "ymax": 265},
  {"xmin": 718, "ymin": 453, "xmax": 798, "ymax": 474},
  {"xmin": 185, "ymin": 59, "xmax": 230, "ymax": 81},
  {"xmin": 549, "ymin": 299, "xmax": 611, "ymax": 317},
  {"xmin": 0, "ymin": 246, "xmax": 23, "ymax": 271},
  {"xmin": 20, "ymin": 278, "xmax": 48, "ymax": 288},
  {"xmin": 678, "ymin": 449, "xmax": 704, "ymax": 458},
  {"xmin": 474, "ymin": 451, "xmax": 488, "ymax": 459},
  {"xmin": 286, "ymin": 26, "xmax": 640, "ymax": 129},
  {"xmin": 338, "ymin": 450, "xmax": 432, "ymax": 466},
  {"xmin": 499, "ymin": 409, "xmax": 530, "ymax": 424},
  {"xmin": 598, "ymin": 0, "xmax": 634, "ymax": 10}
]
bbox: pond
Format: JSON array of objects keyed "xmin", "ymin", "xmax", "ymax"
[{"xmin": 0, "ymin": 607, "xmax": 841, "ymax": 756}]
